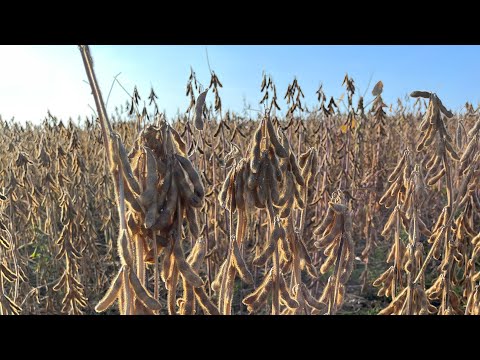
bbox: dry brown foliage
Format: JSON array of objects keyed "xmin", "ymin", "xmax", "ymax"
[{"xmin": 0, "ymin": 49, "xmax": 479, "ymax": 315}]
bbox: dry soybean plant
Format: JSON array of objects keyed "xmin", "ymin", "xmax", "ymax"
[
  {"xmin": 312, "ymin": 191, "xmax": 355, "ymax": 314},
  {"xmin": 219, "ymin": 112, "xmax": 319, "ymax": 315},
  {"xmin": 0, "ymin": 190, "xmax": 22, "ymax": 315},
  {"xmin": 80, "ymin": 46, "xmax": 218, "ymax": 315},
  {"xmin": 374, "ymin": 91, "xmax": 480, "ymax": 315}
]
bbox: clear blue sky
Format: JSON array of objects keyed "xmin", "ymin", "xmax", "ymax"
[{"xmin": 1, "ymin": 45, "xmax": 479, "ymax": 123}]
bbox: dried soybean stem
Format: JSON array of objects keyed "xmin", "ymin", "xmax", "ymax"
[
  {"xmin": 152, "ymin": 233, "xmax": 159, "ymax": 300},
  {"xmin": 79, "ymin": 45, "xmax": 114, "ymax": 166}
]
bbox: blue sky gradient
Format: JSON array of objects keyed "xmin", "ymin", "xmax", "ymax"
[{"xmin": 0, "ymin": 45, "xmax": 479, "ymax": 123}]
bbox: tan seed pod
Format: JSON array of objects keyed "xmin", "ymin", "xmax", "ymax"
[
  {"xmin": 187, "ymin": 239, "xmax": 206, "ymax": 271},
  {"xmin": 234, "ymin": 165, "xmax": 246, "ymax": 211},
  {"xmin": 266, "ymin": 162, "xmax": 281, "ymax": 206},
  {"xmin": 184, "ymin": 205, "xmax": 199, "ymax": 239},
  {"xmin": 167, "ymin": 267, "xmax": 179, "ymax": 315},
  {"xmin": 471, "ymin": 272, "xmax": 480, "ymax": 282},
  {"xmin": 279, "ymin": 230, "xmax": 292, "ymax": 257},
  {"xmin": 118, "ymin": 230, "xmax": 133, "ymax": 267},
  {"xmin": 145, "ymin": 203, "xmax": 159, "ymax": 229},
  {"xmin": 271, "ymin": 219, "xmax": 288, "ymax": 244},
  {"xmin": 1, "ymin": 294, "xmax": 22, "ymax": 315},
  {"xmin": 472, "ymin": 191, "xmax": 480, "ymax": 212},
  {"xmin": 378, "ymin": 302, "xmax": 395, "ymax": 315},
  {"xmin": 172, "ymin": 231, "xmax": 204, "ymax": 288},
  {"xmin": 445, "ymin": 140, "xmax": 460, "ymax": 161},
  {"xmin": 156, "ymin": 170, "xmax": 172, "ymax": 211},
  {"xmin": 330, "ymin": 202, "xmax": 347, "ymax": 215},
  {"xmin": 310, "ymin": 149, "xmax": 318, "ymax": 176},
  {"xmin": 0, "ymin": 232, "xmax": 12, "ymax": 251},
  {"xmin": 380, "ymin": 177, "xmax": 402, "ymax": 205},
  {"xmin": 459, "ymin": 136, "xmax": 477, "ymax": 164},
  {"xmin": 194, "ymin": 90, "xmax": 208, "ymax": 130},
  {"xmin": 461, "ymin": 214, "xmax": 476, "ymax": 237},
  {"xmin": 134, "ymin": 298, "xmax": 156, "ymax": 315},
  {"xmin": 315, "ymin": 216, "xmax": 342, "ymax": 249},
  {"xmin": 425, "ymin": 153, "xmax": 439, "ymax": 171},
  {"xmin": 300, "ymin": 284, "xmax": 326, "ymax": 311},
  {"xmin": 301, "ymin": 151, "xmax": 314, "ymax": 185},
  {"xmin": 381, "ymin": 208, "xmax": 398, "ymax": 237},
  {"xmin": 298, "ymin": 148, "xmax": 312, "ymax": 168},
  {"xmin": 320, "ymin": 253, "xmax": 337, "ymax": 274},
  {"xmin": 313, "ymin": 205, "xmax": 335, "ymax": 236},
  {"xmin": 323, "ymin": 237, "xmax": 340, "ymax": 257},
  {"xmin": 468, "ymin": 117, "xmax": 480, "ymax": 137},
  {"xmin": 247, "ymin": 170, "xmax": 259, "ymax": 191},
  {"xmin": 244, "ymin": 183, "xmax": 257, "ymax": 210},
  {"xmin": 250, "ymin": 126, "xmax": 263, "ymax": 173},
  {"xmin": 404, "ymin": 258, "xmax": 413, "ymax": 274},
  {"xmin": 377, "ymin": 285, "xmax": 387, "ymax": 298},
  {"xmin": 282, "ymin": 307, "xmax": 296, "ymax": 315},
  {"xmin": 305, "ymin": 262, "xmax": 319, "ymax": 279},
  {"xmin": 126, "ymin": 212, "xmax": 140, "ymax": 235},
  {"xmin": 278, "ymin": 238, "xmax": 291, "ymax": 263},
  {"xmin": 123, "ymin": 182, "xmax": 143, "ymax": 213},
  {"xmin": 170, "ymin": 126, "xmax": 187, "ymax": 155},
  {"xmin": 255, "ymin": 163, "xmax": 268, "ymax": 208},
  {"xmin": 293, "ymin": 182, "xmax": 305, "ymax": 209},
  {"xmin": 426, "ymin": 278, "xmax": 442, "ymax": 300},
  {"xmin": 453, "ymin": 248, "xmax": 463, "ymax": 263},
  {"xmin": 211, "ymin": 258, "xmax": 228, "ymax": 293},
  {"xmin": 220, "ymin": 260, "xmax": 237, "ymax": 315},
  {"xmin": 318, "ymin": 279, "xmax": 333, "ymax": 304},
  {"xmin": 340, "ymin": 238, "xmax": 354, "ymax": 282},
  {"xmin": 219, "ymin": 166, "xmax": 235, "ymax": 208},
  {"xmin": 173, "ymin": 162, "xmax": 202, "ymax": 208},
  {"xmin": 278, "ymin": 272, "xmax": 299, "ymax": 309},
  {"xmin": 276, "ymin": 171, "xmax": 294, "ymax": 208},
  {"xmin": 253, "ymin": 236, "xmax": 276, "ymax": 267},
  {"xmin": 145, "ymin": 235, "xmax": 168, "ymax": 264},
  {"xmin": 423, "ymin": 125, "xmax": 438, "ymax": 149},
  {"xmin": 294, "ymin": 231, "xmax": 311, "ymax": 263},
  {"xmin": 115, "ymin": 137, "xmax": 141, "ymax": 197},
  {"xmin": 388, "ymin": 151, "xmax": 407, "ymax": 182},
  {"xmin": 373, "ymin": 266, "xmax": 394, "ymax": 287},
  {"xmin": 128, "ymin": 268, "xmax": 162, "ymax": 311},
  {"xmin": 194, "ymin": 286, "xmax": 220, "ymax": 315},
  {"xmin": 137, "ymin": 147, "xmax": 159, "ymax": 208},
  {"xmin": 438, "ymin": 100, "xmax": 453, "ymax": 118},
  {"xmin": 268, "ymin": 146, "xmax": 283, "ymax": 182},
  {"xmin": 161, "ymin": 242, "xmax": 173, "ymax": 284},
  {"xmin": 153, "ymin": 180, "xmax": 178, "ymax": 231},
  {"xmin": 179, "ymin": 278, "xmax": 195, "ymax": 315},
  {"xmin": 175, "ymin": 154, "xmax": 204, "ymax": 199},
  {"xmin": 0, "ymin": 263, "xmax": 17, "ymax": 283},
  {"xmin": 339, "ymin": 258, "xmax": 354, "ymax": 286},
  {"xmin": 417, "ymin": 216, "xmax": 431, "ymax": 237},
  {"xmin": 266, "ymin": 117, "xmax": 288, "ymax": 158},
  {"xmin": 431, "ymin": 209, "xmax": 447, "ymax": 234},
  {"xmin": 242, "ymin": 270, "xmax": 273, "ymax": 313},
  {"xmin": 289, "ymin": 153, "xmax": 305, "ymax": 186},
  {"xmin": 232, "ymin": 240, "xmax": 253, "ymax": 284},
  {"xmin": 471, "ymin": 233, "xmax": 480, "ymax": 246},
  {"xmin": 419, "ymin": 112, "xmax": 431, "ymax": 132},
  {"xmin": 416, "ymin": 125, "xmax": 432, "ymax": 152},
  {"xmin": 335, "ymin": 284, "xmax": 346, "ymax": 307},
  {"xmin": 225, "ymin": 178, "xmax": 236, "ymax": 212}
]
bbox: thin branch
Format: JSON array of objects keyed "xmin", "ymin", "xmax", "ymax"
[
  {"xmin": 106, "ymin": 72, "xmax": 122, "ymax": 108},
  {"xmin": 205, "ymin": 46, "xmax": 213, "ymax": 75},
  {"xmin": 88, "ymin": 104, "xmax": 98, "ymax": 117}
]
